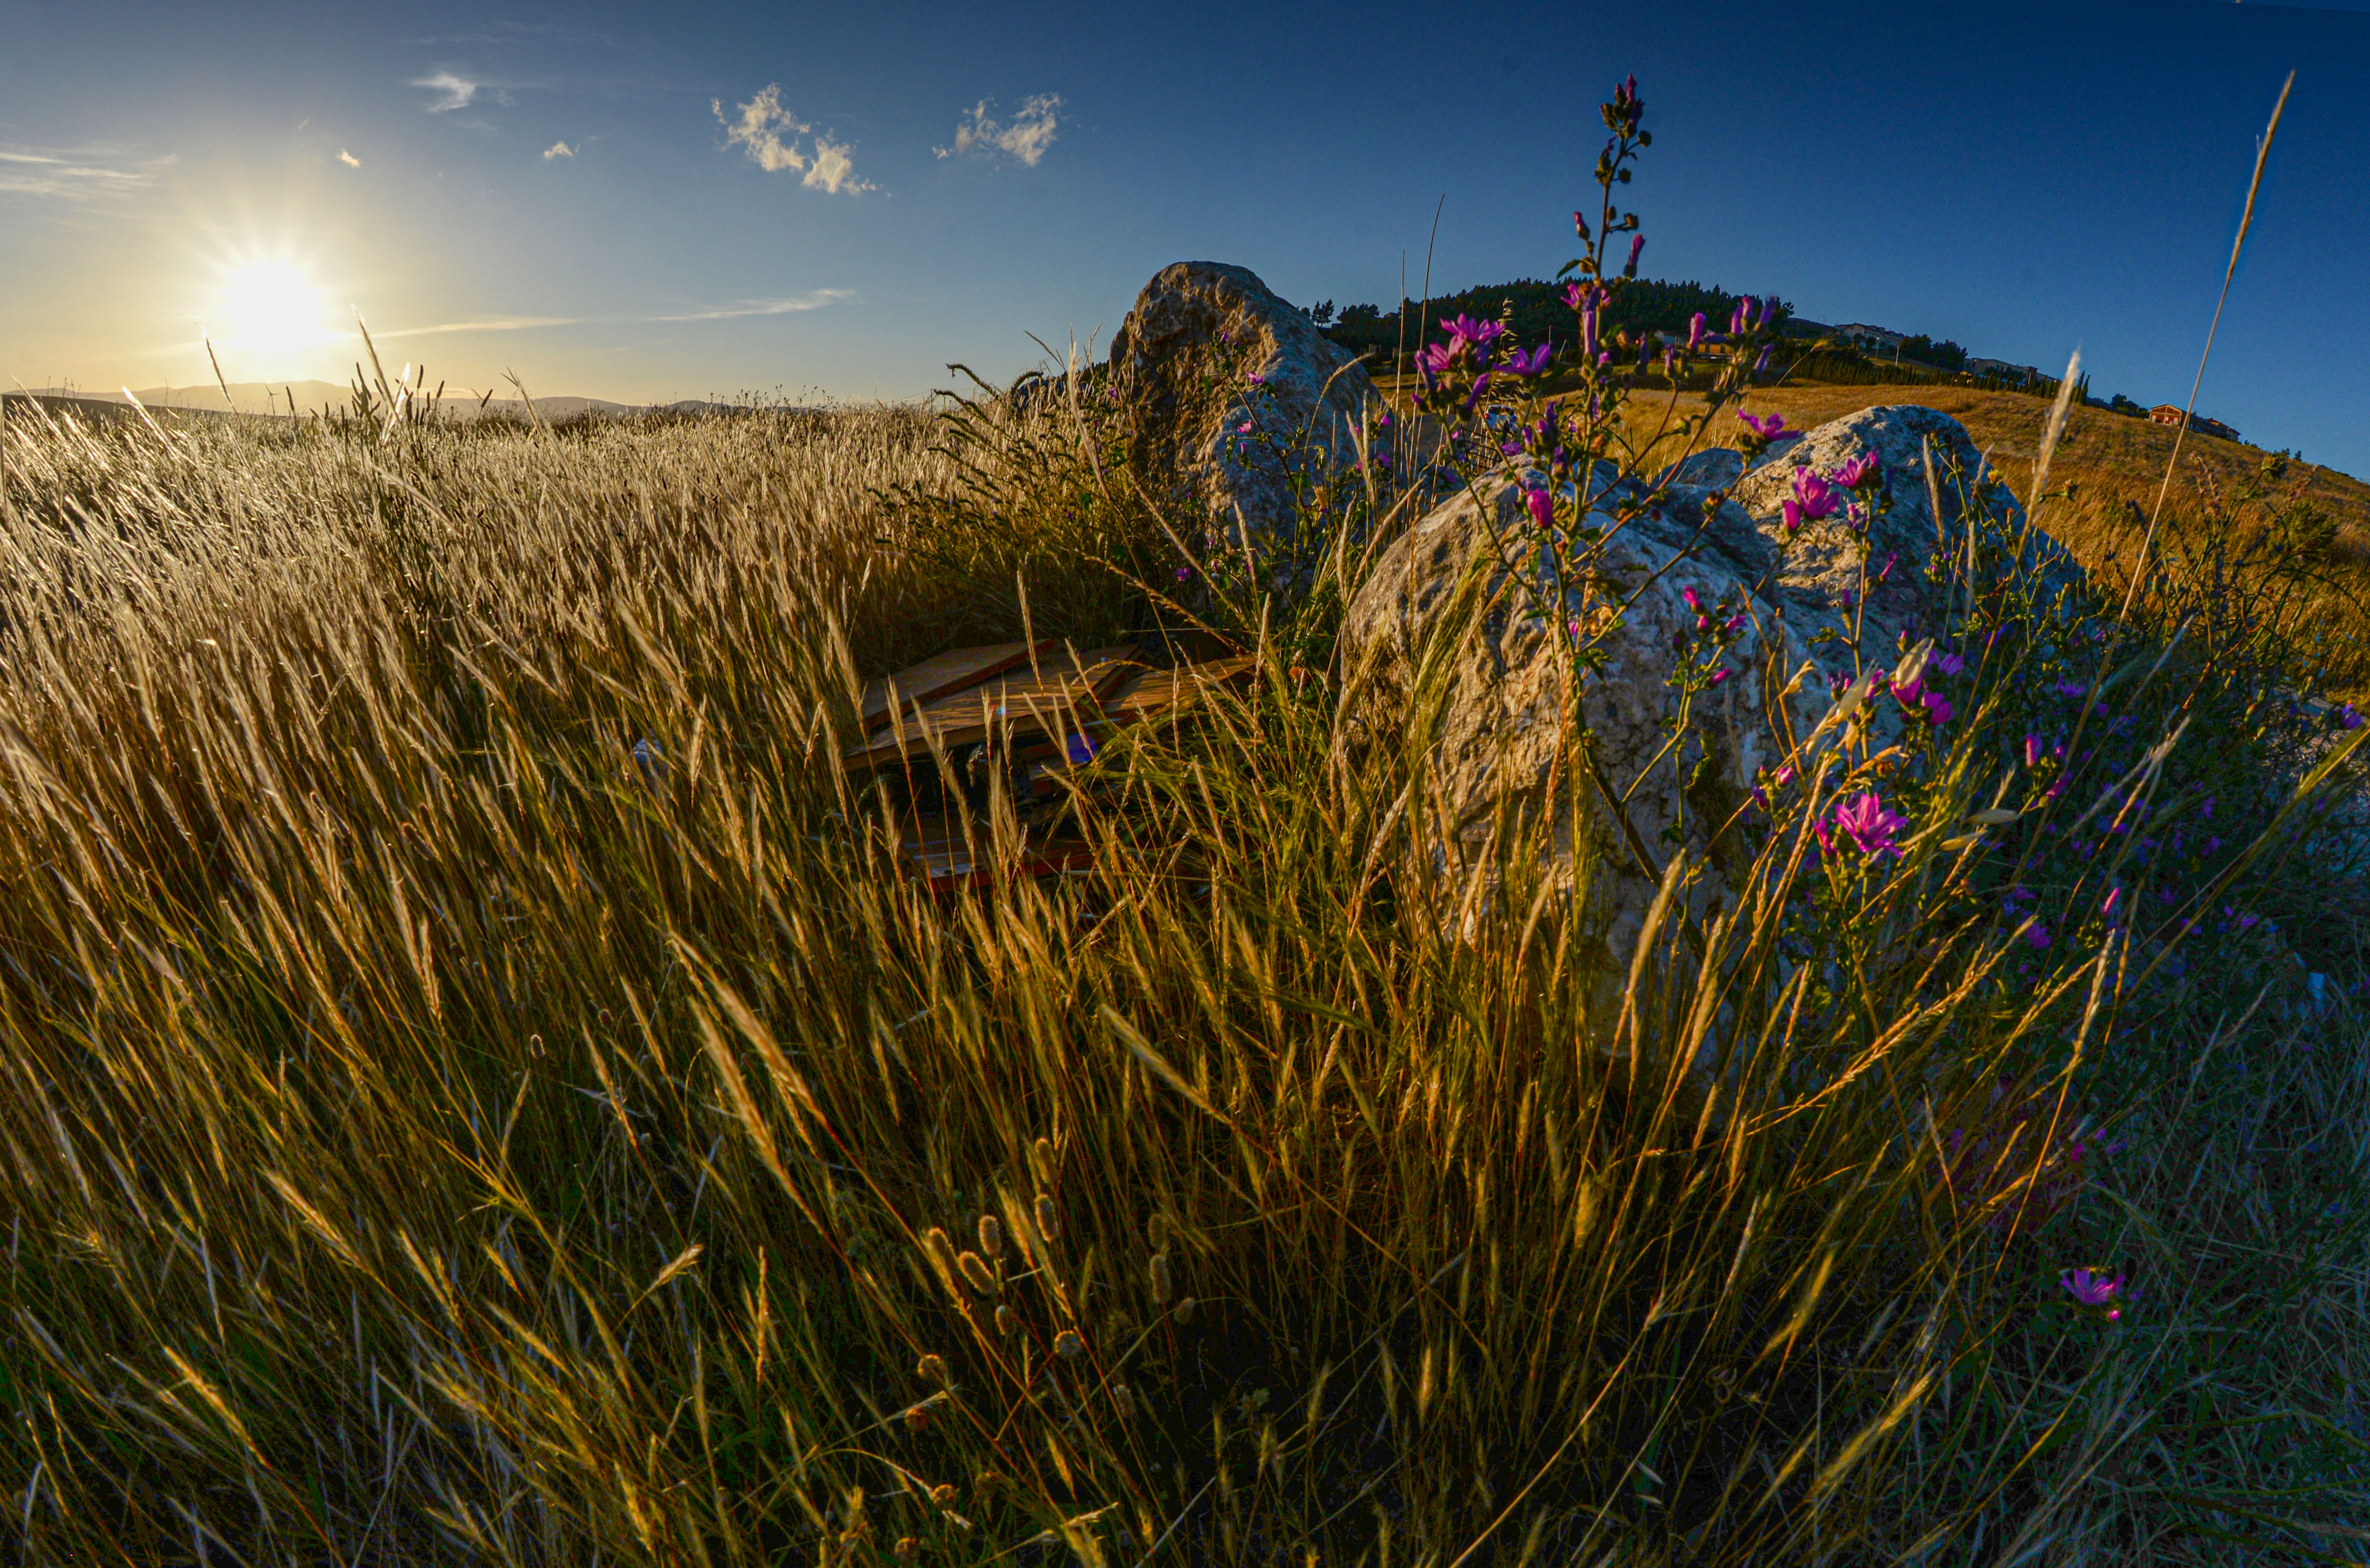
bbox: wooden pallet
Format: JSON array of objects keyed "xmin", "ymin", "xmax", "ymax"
[
  {"xmin": 857, "ymin": 640, "xmax": 1055, "ymax": 734},
  {"xmin": 844, "ymin": 644, "xmax": 1146, "ymax": 771},
  {"xmin": 889, "ymin": 813, "xmax": 1096, "ymax": 890}
]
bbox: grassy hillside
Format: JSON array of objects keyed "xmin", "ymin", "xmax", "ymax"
[
  {"xmin": 1375, "ymin": 370, "xmax": 2370, "ymax": 698},
  {"xmin": 0, "ymin": 361, "xmax": 2362, "ymax": 1563},
  {"xmin": 1667, "ymin": 385, "xmax": 2370, "ymax": 698}
]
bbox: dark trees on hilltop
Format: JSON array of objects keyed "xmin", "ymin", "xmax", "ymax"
[{"xmin": 1320, "ymin": 278, "xmax": 1791, "ymax": 360}]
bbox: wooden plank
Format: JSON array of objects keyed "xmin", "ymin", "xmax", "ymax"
[
  {"xmin": 858, "ymin": 641, "xmax": 1055, "ymax": 734},
  {"xmin": 1101, "ymin": 656, "xmax": 1259, "ymax": 723},
  {"xmin": 844, "ymin": 645, "xmax": 1144, "ymax": 770},
  {"xmin": 891, "ymin": 813, "xmax": 1094, "ymax": 889}
]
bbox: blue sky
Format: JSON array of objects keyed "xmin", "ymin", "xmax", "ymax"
[{"xmin": 3, "ymin": 1, "xmax": 2366, "ymax": 470}]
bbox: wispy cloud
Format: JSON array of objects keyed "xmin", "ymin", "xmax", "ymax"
[
  {"xmin": 0, "ymin": 145, "xmax": 172, "ymax": 201},
  {"xmin": 542, "ymin": 141, "xmax": 575, "ymax": 160},
  {"xmin": 652, "ymin": 290, "xmax": 853, "ymax": 322},
  {"xmin": 413, "ymin": 70, "xmax": 511, "ymax": 113},
  {"xmin": 376, "ymin": 315, "xmax": 580, "ymax": 340},
  {"xmin": 337, "ymin": 148, "xmax": 362, "ymax": 168},
  {"xmin": 367, "ymin": 292, "xmax": 853, "ymax": 340},
  {"xmin": 715, "ymin": 85, "xmax": 876, "ymax": 194},
  {"xmin": 935, "ymin": 95, "xmax": 1063, "ymax": 167}
]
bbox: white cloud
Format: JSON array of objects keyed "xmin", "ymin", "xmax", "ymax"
[
  {"xmin": 542, "ymin": 141, "xmax": 575, "ymax": 160},
  {"xmin": 0, "ymin": 145, "xmax": 170, "ymax": 201},
  {"xmin": 652, "ymin": 290, "xmax": 853, "ymax": 322},
  {"xmin": 802, "ymin": 135, "xmax": 869, "ymax": 195},
  {"xmin": 715, "ymin": 85, "xmax": 875, "ymax": 193},
  {"xmin": 338, "ymin": 148, "xmax": 362, "ymax": 168},
  {"xmin": 376, "ymin": 315, "xmax": 579, "ymax": 340},
  {"xmin": 717, "ymin": 85, "xmax": 806, "ymax": 173},
  {"xmin": 368, "ymin": 293, "xmax": 852, "ymax": 339},
  {"xmin": 414, "ymin": 71, "xmax": 482, "ymax": 112},
  {"xmin": 934, "ymin": 94, "xmax": 1063, "ymax": 167}
]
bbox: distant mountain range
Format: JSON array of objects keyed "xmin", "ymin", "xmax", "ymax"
[{"xmin": 11, "ymin": 382, "xmax": 733, "ymax": 422}]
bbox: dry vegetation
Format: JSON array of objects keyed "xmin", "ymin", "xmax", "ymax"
[
  {"xmin": 1625, "ymin": 383, "xmax": 2370, "ymax": 697},
  {"xmin": 0, "ymin": 387, "xmax": 2364, "ymax": 1567}
]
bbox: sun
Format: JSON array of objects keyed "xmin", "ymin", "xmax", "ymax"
[{"xmin": 207, "ymin": 258, "xmax": 331, "ymax": 372}]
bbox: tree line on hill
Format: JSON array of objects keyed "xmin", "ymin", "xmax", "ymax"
[
  {"xmin": 1308, "ymin": 280, "xmax": 2184, "ymax": 420},
  {"xmin": 1309, "ymin": 278, "xmax": 1792, "ymax": 362}
]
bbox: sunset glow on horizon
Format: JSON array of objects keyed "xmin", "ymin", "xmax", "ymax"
[{"xmin": 5, "ymin": 0, "xmax": 2369, "ymax": 466}]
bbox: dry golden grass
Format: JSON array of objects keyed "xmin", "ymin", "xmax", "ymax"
[
  {"xmin": 1589, "ymin": 382, "xmax": 2370, "ymax": 699},
  {"xmin": 0, "ymin": 392, "xmax": 2363, "ymax": 1566}
]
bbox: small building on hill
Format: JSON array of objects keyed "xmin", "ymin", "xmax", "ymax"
[
  {"xmin": 2149, "ymin": 405, "xmax": 2241, "ymax": 443},
  {"xmin": 1833, "ymin": 323, "xmax": 1902, "ymax": 352},
  {"xmin": 1967, "ymin": 357, "xmax": 2041, "ymax": 382}
]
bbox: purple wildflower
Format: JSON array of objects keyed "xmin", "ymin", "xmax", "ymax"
[
  {"xmin": 2344, "ymin": 705, "xmax": 2364, "ymax": 731},
  {"xmin": 1736, "ymin": 411, "xmax": 1791, "ymax": 443},
  {"xmin": 1625, "ymin": 234, "xmax": 1645, "ymax": 277},
  {"xmin": 1687, "ymin": 311, "xmax": 1706, "ymax": 351},
  {"xmin": 1781, "ymin": 467, "xmax": 1839, "ymax": 535},
  {"xmin": 1830, "ymin": 791, "xmax": 1908, "ymax": 857},
  {"xmin": 1525, "ymin": 488, "xmax": 1553, "ymax": 531},
  {"xmin": 1436, "ymin": 313, "xmax": 1507, "ymax": 348},
  {"xmin": 2061, "ymin": 1268, "xmax": 2126, "ymax": 1320},
  {"xmin": 1175, "ymin": 566, "xmax": 1193, "ymax": 583},
  {"xmin": 2025, "ymin": 922, "xmax": 2050, "ymax": 950},
  {"xmin": 1829, "ymin": 452, "xmax": 1883, "ymax": 491},
  {"xmin": 1930, "ymin": 651, "xmax": 1965, "ymax": 676},
  {"xmin": 1505, "ymin": 341, "xmax": 1553, "ymax": 377}
]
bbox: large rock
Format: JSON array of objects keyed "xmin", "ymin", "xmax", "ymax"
[
  {"xmin": 1340, "ymin": 467, "xmax": 1823, "ymax": 977},
  {"xmin": 1661, "ymin": 404, "xmax": 2083, "ymax": 683},
  {"xmin": 1341, "ymin": 405, "xmax": 2085, "ymax": 982},
  {"xmin": 1109, "ymin": 262, "xmax": 1383, "ymax": 557}
]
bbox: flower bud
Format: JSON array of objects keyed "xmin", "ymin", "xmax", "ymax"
[
  {"xmin": 1054, "ymin": 1329, "xmax": 1085, "ymax": 1360},
  {"xmin": 1035, "ymin": 1194, "xmax": 1058, "ymax": 1242},
  {"xmin": 994, "ymin": 1304, "xmax": 1017, "ymax": 1335},
  {"xmin": 976, "ymin": 1214, "xmax": 1004, "ymax": 1259},
  {"xmin": 1149, "ymin": 1250, "xmax": 1172, "ymax": 1304},
  {"xmin": 956, "ymin": 1250, "xmax": 998, "ymax": 1295},
  {"xmin": 922, "ymin": 1228, "xmax": 957, "ymax": 1289},
  {"xmin": 917, "ymin": 1353, "xmax": 948, "ymax": 1385}
]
